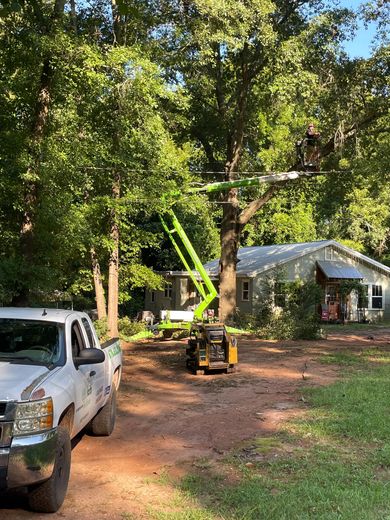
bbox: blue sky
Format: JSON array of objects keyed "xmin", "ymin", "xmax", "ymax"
[
  {"xmin": 343, "ymin": 22, "xmax": 377, "ymax": 58},
  {"xmin": 339, "ymin": 0, "xmax": 378, "ymax": 58}
]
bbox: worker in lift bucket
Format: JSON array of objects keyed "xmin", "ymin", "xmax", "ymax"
[
  {"xmin": 305, "ymin": 123, "xmax": 321, "ymax": 167},
  {"xmin": 296, "ymin": 123, "xmax": 321, "ymax": 169}
]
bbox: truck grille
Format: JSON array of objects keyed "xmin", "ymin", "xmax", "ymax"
[
  {"xmin": 0, "ymin": 402, "xmax": 16, "ymax": 447},
  {"xmin": 0, "ymin": 422, "xmax": 13, "ymax": 447}
]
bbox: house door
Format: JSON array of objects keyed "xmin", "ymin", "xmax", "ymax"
[{"xmin": 325, "ymin": 284, "xmax": 339, "ymax": 320}]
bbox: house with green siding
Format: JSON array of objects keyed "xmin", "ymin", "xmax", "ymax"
[{"xmin": 145, "ymin": 240, "xmax": 390, "ymax": 322}]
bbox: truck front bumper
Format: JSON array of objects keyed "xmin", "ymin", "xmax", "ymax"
[{"xmin": 0, "ymin": 428, "xmax": 58, "ymax": 489}]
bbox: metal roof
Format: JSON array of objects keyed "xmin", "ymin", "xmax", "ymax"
[
  {"xmin": 317, "ymin": 261, "xmax": 363, "ymax": 280},
  {"xmin": 203, "ymin": 240, "xmax": 333, "ymax": 277},
  {"xmin": 163, "ymin": 240, "xmax": 390, "ymax": 279},
  {"xmin": 202, "ymin": 240, "xmax": 390, "ymax": 278}
]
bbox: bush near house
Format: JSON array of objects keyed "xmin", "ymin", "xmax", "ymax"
[
  {"xmin": 94, "ymin": 316, "xmax": 146, "ymax": 342},
  {"xmin": 238, "ymin": 271, "xmax": 323, "ymax": 340}
]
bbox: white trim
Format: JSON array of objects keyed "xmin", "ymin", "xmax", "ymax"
[
  {"xmin": 241, "ymin": 280, "xmax": 250, "ymax": 301},
  {"xmin": 371, "ymin": 284, "xmax": 383, "ymax": 310},
  {"xmin": 325, "ymin": 247, "xmax": 334, "ymax": 261}
]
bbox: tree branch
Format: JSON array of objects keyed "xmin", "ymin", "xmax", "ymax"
[
  {"xmin": 225, "ymin": 43, "xmax": 251, "ymax": 178},
  {"xmin": 238, "ymin": 184, "xmax": 282, "ymax": 226},
  {"xmin": 320, "ymin": 111, "xmax": 386, "ymax": 157},
  {"xmin": 194, "ymin": 132, "xmax": 222, "ymax": 171}
]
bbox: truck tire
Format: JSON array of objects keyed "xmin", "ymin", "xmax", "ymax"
[
  {"xmin": 28, "ymin": 426, "xmax": 71, "ymax": 513},
  {"xmin": 90, "ymin": 387, "xmax": 117, "ymax": 436}
]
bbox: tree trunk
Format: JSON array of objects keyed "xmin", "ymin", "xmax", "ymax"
[
  {"xmin": 69, "ymin": 0, "xmax": 77, "ymax": 33},
  {"xmin": 21, "ymin": 59, "xmax": 52, "ymax": 250},
  {"xmin": 111, "ymin": 0, "xmax": 123, "ymax": 45},
  {"xmin": 18, "ymin": 0, "xmax": 66, "ymax": 304},
  {"xmin": 107, "ymin": 171, "xmax": 120, "ymax": 338},
  {"xmin": 91, "ymin": 248, "xmax": 107, "ymax": 320},
  {"xmin": 219, "ymin": 188, "xmax": 241, "ymax": 322},
  {"xmin": 218, "ymin": 45, "xmax": 250, "ymax": 322},
  {"xmin": 106, "ymin": 10, "xmax": 125, "ymax": 337}
]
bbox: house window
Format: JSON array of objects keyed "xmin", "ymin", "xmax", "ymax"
[
  {"xmin": 358, "ymin": 285, "xmax": 369, "ymax": 309},
  {"xmin": 164, "ymin": 285, "xmax": 172, "ymax": 298},
  {"xmin": 325, "ymin": 247, "xmax": 334, "ymax": 261},
  {"xmin": 372, "ymin": 285, "xmax": 383, "ymax": 309},
  {"xmin": 151, "ymin": 291, "xmax": 155, "ymax": 303},
  {"xmin": 274, "ymin": 282, "xmax": 287, "ymax": 308},
  {"xmin": 242, "ymin": 281, "xmax": 249, "ymax": 301}
]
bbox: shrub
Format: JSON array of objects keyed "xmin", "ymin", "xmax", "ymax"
[
  {"xmin": 93, "ymin": 318, "xmax": 109, "ymax": 341},
  {"xmin": 118, "ymin": 316, "xmax": 146, "ymax": 340},
  {"xmin": 251, "ymin": 270, "xmax": 323, "ymax": 340}
]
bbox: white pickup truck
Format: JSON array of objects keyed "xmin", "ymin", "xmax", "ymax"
[{"xmin": 0, "ymin": 307, "xmax": 122, "ymax": 513}]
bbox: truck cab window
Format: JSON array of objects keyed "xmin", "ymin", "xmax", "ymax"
[
  {"xmin": 81, "ymin": 318, "xmax": 95, "ymax": 348},
  {"xmin": 71, "ymin": 322, "xmax": 86, "ymax": 359}
]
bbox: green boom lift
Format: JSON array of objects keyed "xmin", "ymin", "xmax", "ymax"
[{"xmin": 156, "ymin": 169, "xmax": 338, "ymax": 374}]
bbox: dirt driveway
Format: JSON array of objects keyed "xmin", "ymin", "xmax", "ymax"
[{"xmin": 2, "ymin": 328, "xmax": 390, "ymax": 519}]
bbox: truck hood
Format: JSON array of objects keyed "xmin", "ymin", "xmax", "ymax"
[{"xmin": 0, "ymin": 362, "xmax": 51, "ymax": 401}]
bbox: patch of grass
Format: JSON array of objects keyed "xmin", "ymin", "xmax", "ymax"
[
  {"xmin": 252, "ymin": 436, "xmax": 283, "ymax": 454},
  {"xmin": 361, "ymin": 348, "xmax": 390, "ymax": 363},
  {"xmin": 323, "ymin": 321, "xmax": 390, "ymax": 333},
  {"xmin": 151, "ymin": 509, "xmax": 216, "ymax": 520},
  {"xmin": 298, "ymin": 360, "xmax": 390, "ymax": 441},
  {"xmin": 149, "ymin": 348, "xmax": 390, "ymax": 520},
  {"xmin": 192, "ymin": 458, "xmax": 214, "ymax": 470},
  {"xmin": 121, "ymin": 513, "xmax": 138, "ymax": 520},
  {"xmin": 319, "ymin": 351, "xmax": 362, "ymax": 365}
]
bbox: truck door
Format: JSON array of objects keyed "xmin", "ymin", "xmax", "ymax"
[
  {"xmin": 80, "ymin": 316, "xmax": 106, "ymax": 410},
  {"xmin": 69, "ymin": 319, "xmax": 105, "ymax": 430}
]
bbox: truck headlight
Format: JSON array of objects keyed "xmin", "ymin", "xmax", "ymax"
[{"xmin": 13, "ymin": 397, "xmax": 53, "ymax": 436}]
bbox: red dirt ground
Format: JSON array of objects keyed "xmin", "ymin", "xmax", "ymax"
[{"xmin": 3, "ymin": 328, "xmax": 390, "ymax": 519}]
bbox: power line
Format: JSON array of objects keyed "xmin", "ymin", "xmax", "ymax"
[{"xmin": 78, "ymin": 166, "xmax": 281, "ymax": 176}]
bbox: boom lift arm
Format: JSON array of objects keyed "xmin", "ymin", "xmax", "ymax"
[
  {"xmin": 160, "ymin": 210, "xmax": 217, "ymax": 321},
  {"xmin": 158, "ymin": 168, "xmax": 342, "ymax": 330},
  {"xmin": 156, "ymin": 169, "xmax": 343, "ymax": 372}
]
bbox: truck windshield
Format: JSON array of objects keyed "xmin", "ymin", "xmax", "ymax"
[{"xmin": 0, "ymin": 319, "xmax": 64, "ymax": 367}]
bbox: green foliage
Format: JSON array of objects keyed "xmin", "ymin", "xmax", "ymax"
[
  {"xmin": 0, "ymin": 0, "xmax": 388, "ymax": 320},
  {"xmin": 93, "ymin": 318, "xmax": 109, "ymax": 342},
  {"xmin": 117, "ymin": 316, "xmax": 146, "ymax": 341},
  {"xmin": 339, "ymin": 280, "xmax": 367, "ymax": 305},
  {"xmin": 243, "ymin": 196, "xmax": 317, "ymax": 246},
  {"xmin": 248, "ymin": 270, "xmax": 323, "ymax": 340},
  {"xmin": 0, "ymin": 1, "xmax": 195, "ymax": 311}
]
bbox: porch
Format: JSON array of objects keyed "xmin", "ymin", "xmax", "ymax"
[{"xmin": 316, "ymin": 260, "xmax": 365, "ymax": 323}]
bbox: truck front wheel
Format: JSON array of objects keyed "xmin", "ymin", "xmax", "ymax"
[
  {"xmin": 90, "ymin": 387, "xmax": 117, "ymax": 436},
  {"xmin": 28, "ymin": 426, "xmax": 71, "ymax": 513}
]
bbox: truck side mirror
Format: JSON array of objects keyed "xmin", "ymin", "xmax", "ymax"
[{"xmin": 74, "ymin": 348, "xmax": 105, "ymax": 367}]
